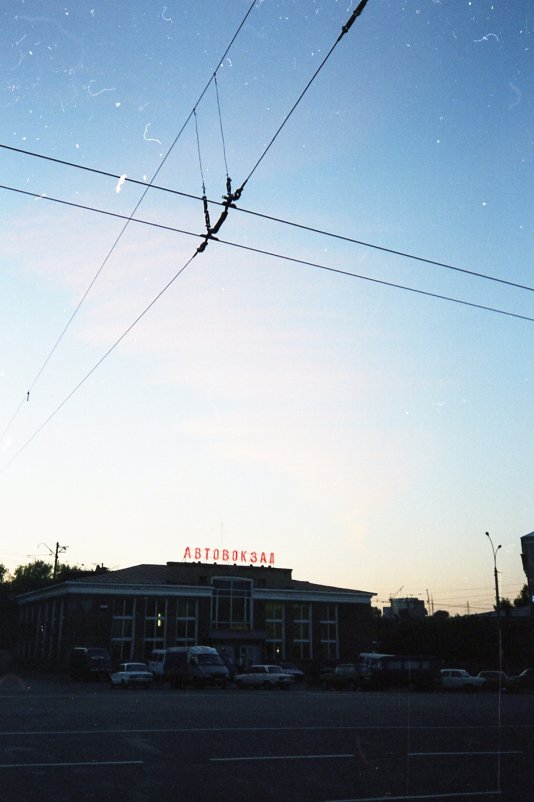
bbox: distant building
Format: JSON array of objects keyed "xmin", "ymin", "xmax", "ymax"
[
  {"xmin": 16, "ymin": 561, "xmax": 375, "ymax": 669},
  {"xmin": 382, "ymin": 596, "xmax": 427, "ymax": 620}
]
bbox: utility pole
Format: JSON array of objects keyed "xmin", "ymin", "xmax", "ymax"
[
  {"xmin": 40, "ymin": 542, "xmax": 68, "ymax": 579},
  {"xmin": 53, "ymin": 542, "xmax": 68, "ymax": 579},
  {"xmin": 485, "ymin": 531, "xmax": 502, "ymax": 669}
]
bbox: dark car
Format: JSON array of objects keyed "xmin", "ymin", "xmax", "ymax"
[
  {"xmin": 278, "ymin": 662, "xmax": 305, "ymax": 682},
  {"xmin": 69, "ymin": 647, "xmax": 112, "ymax": 681},
  {"xmin": 320, "ymin": 663, "xmax": 361, "ymax": 690},
  {"xmin": 477, "ymin": 670, "xmax": 519, "ymax": 693},
  {"xmin": 512, "ymin": 668, "xmax": 534, "ymax": 690}
]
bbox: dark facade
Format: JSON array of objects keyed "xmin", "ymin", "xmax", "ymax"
[
  {"xmin": 521, "ymin": 532, "xmax": 534, "ymax": 611},
  {"xmin": 16, "ymin": 561, "xmax": 375, "ymax": 670}
]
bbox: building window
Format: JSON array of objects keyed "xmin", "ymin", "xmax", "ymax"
[
  {"xmin": 111, "ymin": 597, "xmax": 135, "ymax": 662},
  {"xmin": 319, "ymin": 604, "xmax": 338, "ymax": 660},
  {"xmin": 292, "ymin": 603, "xmax": 312, "ymax": 660},
  {"xmin": 211, "ymin": 578, "xmax": 252, "ymax": 630},
  {"xmin": 265, "ymin": 601, "xmax": 284, "ymax": 660},
  {"xmin": 175, "ymin": 599, "xmax": 197, "ymax": 646},
  {"xmin": 144, "ymin": 598, "xmax": 167, "ymax": 657}
]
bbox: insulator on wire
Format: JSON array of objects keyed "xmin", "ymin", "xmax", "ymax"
[{"xmin": 202, "ymin": 195, "xmax": 211, "ymax": 232}]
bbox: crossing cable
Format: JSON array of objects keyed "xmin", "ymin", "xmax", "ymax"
[
  {"xmin": 3, "ymin": 215, "xmax": 531, "ymax": 473},
  {"xmin": 2, "ymin": 145, "xmax": 531, "ymax": 295},
  {"xmin": 1, "ymin": 180, "xmax": 532, "ymax": 298},
  {"xmin": 2, "ymin": 0, "xmax": 532, "ymax": 476},
  {"xmin": 196, "ymin": 0, "xmax": 372, "ymax": 253},
  {"xmin": 8, "ymin": 0, "xmax": 468, "ymax": 474},
  {"xmin": 1, "ymin": 184, "xmax": 532, "ymax": 348},
  {"xmin": 2, "ymin": 182, "xmax": 533, "ymax": 323},
  {"xmin": 0, "ymin": 0, "xmax": 258, "ymax": 441}
]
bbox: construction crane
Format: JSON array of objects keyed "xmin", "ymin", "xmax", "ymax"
[{"xmin": 389, "ymin": 585, "xmax": 404, "ymax": 604}]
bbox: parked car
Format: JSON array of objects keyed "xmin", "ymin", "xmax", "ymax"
[
  {"xmin": 511, "ymin": 668, "xmax": 534, "ymax": 690},
  {"xmin": 320, "ymin": 663, "xmax": 361, "ymax": 690},
  {"xmin": 440, "ymin": 669, "xmax": 486, "ymax": 692},
  {"xmin": 234, "ymin": 665, "xmax": 295, "ymax": 690},
  {"xmin": 110, "ymin": 662, "xmax": 153, "ymax": 689},
  {"xmin": 477, "ymin": 670, "xmax": 519, "ymax": 693},
  {"xmin": 69, "ymin": 647, "xmax": 112, "ymax": 681},
  {"xmin": 277, "ymin": 662, "xmax": 305, "ymax": 683}
]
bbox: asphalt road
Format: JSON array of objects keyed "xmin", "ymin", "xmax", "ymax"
[{"xmin": 0, "ymin": 674, "xmax": 533, "ymax": 802}]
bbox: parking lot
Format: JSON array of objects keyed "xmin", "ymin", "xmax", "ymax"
[{"xmin": 1, "ymin": 674, "xmax": 533, "ymax": 802}]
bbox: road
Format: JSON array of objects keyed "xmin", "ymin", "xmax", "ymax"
[{"xmin": 0, "ymin": 674, "xmax": 533, "ymax": 801}]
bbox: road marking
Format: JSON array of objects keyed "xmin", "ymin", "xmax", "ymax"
[
  {"xmin": 326, "ymin": 791, "xmax": 502, "ymax": 801},
  {"xmin": 0, "ymin": 723, "xmax": 532, "ymax": 737},
  {"xmin": 0, "ymin": 760, "xmax": 143, "ymax": 769},
  {"xmin": 211, "ymin": 753, "xmax": 354, "ymax": 762},
  {"xmin": 409, "ymin": 750, "xmax": 522, "ymax": 757}
]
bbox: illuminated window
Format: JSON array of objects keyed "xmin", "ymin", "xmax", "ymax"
[
  {"xmin": 265, "ymin": 601, "xmax": 284, "ymax": 660},
  {"xmin": 292, "ymin": 603, "xmax": 312, "ymax": 660},
  {"xmin": 144, "ymin": 598, "xmax": 167, "ymax": 657},
  {"xmin": 211, "ymin": 578, "xmax": 252, "ymax": 630},
  {"xmin": 175, "ymin": 599, "xmax": 197, "ymax": 645}
]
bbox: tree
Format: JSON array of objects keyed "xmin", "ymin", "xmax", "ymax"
[
  {"xmin": 498, "ymin": 597, "xmax": 513, "ymax": 613},
  {"xmin": 8, "ymin": 559, "xmax": 99, "ymax": 594},
  {"xmin": 0, "ymin": 564, "xmax": 8, "ymax": 584},
  {"xmin": 514, "ymin": 584, "xmax": 530, "ymax": 608},
  {"xmin": 9, "ymin": 560, "xmax": 53, "ymax": 593}
]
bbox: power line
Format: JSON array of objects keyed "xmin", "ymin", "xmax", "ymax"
[
  {"xmin": 0, "ymin": 252, "xmax": 198, "ymax": 475},
  {"xmin": 2, "ymin": 142, "xmax": 533, "ymax": 296},
  {"xmin": 0, "ymin": 3, "xmax": 377, "ymax": 471},
  {"xmin": 0, "ymin": 0, "xmax": 258, "ymax": 440},
  {"xmin": 2, "ymin": 182, "xmax": 533, "ymax": 324},
  {"xmin": 8, "ymin": 0, "xmax": 530, "ymax": 488},
  {"xmin": 237, "ymin": 0, "xmax": 370, "ymax": 193}
]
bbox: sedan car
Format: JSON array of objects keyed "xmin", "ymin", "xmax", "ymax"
[
  {"xmin": 277, "ymin": 662, "xmax": 305, "ymax": 683},
  {"xmin": 320, "ymin": 663, "xmax": 361, "ymax": 690},
  {"xmin": 477, "ymin": 670, "xmax": 519, "ymax": 693},
  {"xmin": 110, "ymin": 662, "xmax": 153, "ymax": 689},
  {"xmin": 234, "ymin": 664, "xmax": 295, "ymax": 689},
  {"xmin": 511, "ymin": 668, "xmax": 534, "ymax": 690},
  {"xmin": 440, "ymin": 669, "xmax": 486, "ymax": 692}
]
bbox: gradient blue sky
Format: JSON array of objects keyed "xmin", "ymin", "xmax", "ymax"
[{"xmin": 0, "ymin": 0, "xmax": 532, "ymax": 614}]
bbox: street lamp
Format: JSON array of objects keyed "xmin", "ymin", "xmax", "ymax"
[
  {"xmin": 485, "ymin": 531, "xmax": 502, "ymax": 669},
  {"xmin": 485, "ymin": 531, "xmax": 501, "ymax": 616}
]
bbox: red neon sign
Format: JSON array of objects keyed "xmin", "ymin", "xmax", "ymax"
[{"xmin": 182, "ymin": 547, "xmax": 275, "ymax": 566}]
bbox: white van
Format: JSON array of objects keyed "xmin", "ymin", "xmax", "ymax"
[
  {"xmin": 148, "ymin": 649, "xmax": 167, "ymax": 679},
  {"xmin": 163, "ymin": 646, "xmax": 229, "ymax": 689}
]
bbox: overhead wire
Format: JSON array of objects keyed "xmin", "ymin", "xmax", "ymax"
[
  {"xmin": 2, "ymin": 142, "xmax": 533, "ymax": 296},
  {"xmin": 0, "ymin": 0, "xmax": 258, "ymax": 438},
  {"xmin": 1, "ymin": 182, "xmax": 533, "ymax": 324},
  {"xmin": 0, "ymin": 1, "xmax": 376, "ymax": 471},
  {"xmin": 237, "ymin": 0, "xmax": 370, "ymax": 193},
  {"xmin": 0, "ymin": 252, "xmax": 197, "ymax": 475}
]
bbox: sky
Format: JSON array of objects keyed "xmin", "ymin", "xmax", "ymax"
[{"xmin": 0, "ymin": 0, "xmax": 532, "ymax": 615}]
